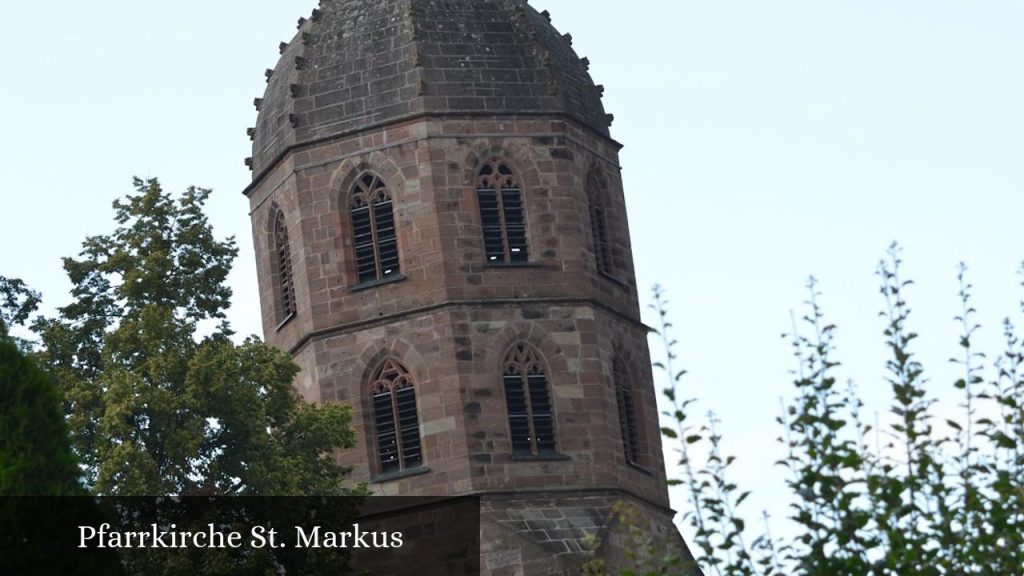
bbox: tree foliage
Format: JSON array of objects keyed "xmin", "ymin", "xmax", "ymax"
[
  {"xmin": 0, "ymin": 276, "xmax": 42, "ymax": 352},
  {"xmin": 654, "ymin": 245, "xmax": 1024, "ymax": 576},
  {"xmin": 0, "ymin": 331, "xmax": 82, "ymax": 495},
  {"xmin": 34, "ymin": 177, "xmax": 359, "ymax": 496},
  {"xmin": 0, "ymin": 276, "xmax": 41, "ymax": 334}
]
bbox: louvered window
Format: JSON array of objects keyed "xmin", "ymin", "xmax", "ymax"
[
  {"xmin": 503, "ymin": 344, "xmax": 555, "ymax": 454},
  {"xmin": 371, "ymin": 359, "xmax": 423, "ymax": 474},
  {"xmin": 477, "ymin": 159, "xmax": 529, "ymax": 263},
  {"xmin": 587, "ymin": 169, "xmax": 613, "ymax": 275},
  {"xmin": 273, "ymin": 210, "xmax": 296, "ymax": 322},
  {"xmin": 350, "ymin": 173, "xmax": 400, "ymax": 284},
  {"xmin": 613, "ymin": 355, "xmax": 640, "ymax": 465}
]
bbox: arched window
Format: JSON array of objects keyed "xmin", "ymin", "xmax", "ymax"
[
  {"xmin": 613, "ymin": 354, "xmax": 640, "ymax": 465},
  {"xmin": 370, "ymin": 359, "xmax": 423, "ymax": 474},
  {"xmin": 350, "ymin": 173, "xmax": 400, "ymax": 284},
  {"xmin": 476, "ymin": 158, "xmax": 529, "ymax": 264},
  {"xmin": 503, "ymin": 343, "xmax": 555, "ymax": 454},
  {"xmin": 587, "ymin": 168, "xmax": 613, "ymax": 275},
  {"xmin": 272, "ymin": 209, "xmax": 296, "ymax": 322}
]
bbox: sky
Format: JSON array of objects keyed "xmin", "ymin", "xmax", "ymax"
[{"xmin": 2, "ymin": 0, "xmax": 1023, "ymax": 546}]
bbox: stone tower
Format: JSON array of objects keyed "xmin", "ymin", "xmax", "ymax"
[{"xmin": 244, "ymin": 1, "xmax": 695, "ymax": 573}]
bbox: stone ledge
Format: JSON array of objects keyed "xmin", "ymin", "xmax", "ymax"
[
  {"xmin": 509, "ymin": 451, "xmax": 571, "ymax": 462},
  {"xmin": 370, "ymin": 465, "xmax": 430, "ymax": 484},
  {"xmin": 347, "ymin": 273, "xmax": 408, "ymax": 293}
]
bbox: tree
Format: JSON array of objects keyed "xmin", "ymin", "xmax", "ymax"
[
  {"xmin": 0, "ymin": 276, "xmax": 41, "ymax": 333},
  {"xmin": 652, "ymin": 245, "xmax": 1024, "ymax": 576},
  {"xmin": 35, "ymin": 177, "xmax": 359, "ymax": 496},
  {"xmin": 0, "ymin": 275, "xmax": 42, "ymax": 349},
  {"xmin": 0, "ymin": 330, "xmax": 82, "ymax": 495}
]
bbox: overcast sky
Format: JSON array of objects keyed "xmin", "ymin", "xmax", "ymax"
[{"xmin": 2, "ymin": 0, "xmax": 1022, "ymax": 543}]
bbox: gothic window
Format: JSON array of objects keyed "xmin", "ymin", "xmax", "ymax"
[
  {"xmin": 476, "ymin": 158, "xmax": 529, "ymax": 264},
  {"xmin": 370, "ymin": 359, "xmax": 423, "ymax": 474},
  {"xmin": 503, "ymin": 343, "xmax": 555, "ymax": 454},
  {"xmin": 613, "ymin": 354, "xmax": 640, "ymax": 465},
  {"xmin": 272, "ymin": 209, "xmax": 296, "ymax": 323},
  {"xmin": 350, "ymin": 173, "xmax": 400, "ymax": 284},
  {"xmin": 587, "ymin": 168, "xmax": 613, "ymax": 275}
]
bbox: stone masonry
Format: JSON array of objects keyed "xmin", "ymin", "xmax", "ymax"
[{"xmin": 245, "ymin": 1, "xmax": 698, "ymax": 574}]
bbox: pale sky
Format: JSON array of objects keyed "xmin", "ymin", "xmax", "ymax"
[{"xmin": 2, "ymin": 0, "xmax": 1022, "ymax": 546}]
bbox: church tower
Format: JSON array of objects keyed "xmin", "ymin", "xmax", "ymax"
[{"xmin": 244, "ymin": 1, "xmax": 695, "ymax": 573}]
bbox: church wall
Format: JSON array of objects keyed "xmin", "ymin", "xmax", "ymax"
[
  {"xmin": 241, "ymin": 3, "xmax": 702, "ymax": 571},
  {"xmin": 480, "ymin": 491, "xmax": 687, "ymax": 576},
  {"xmin": 288, "ymin": 302, "xmax": 667, "ymax": 507},
  {"xmin": 247, "ymin": 116, "xmax": 641, "ymax": 358},
  {"xmin": 245, "ymin": 113, "xmax": 679, "ymax": 564},
  {"xmin": 450, "ymin": 303, "xmax": 669, "ymax": 507}
]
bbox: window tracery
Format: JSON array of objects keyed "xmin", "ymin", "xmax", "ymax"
[
  {"xmin": 371, "ymin": 359, "xmax": 423, "ymax": 474},
  {"xmin": 613, "ymin": 353, "xmax": 640, "ymax": 465},
  {"xmin": 503, "ymin": 343, "xmax": 555, "ymax": 454},
  {"xmin": 350, "ymin": 173, "xmax": 400, "ymax": 283},
  {"xmin": 476, "ymin": 159, "xmax": 529, "ymax": 264},
  {"xmin": 272, "ymin": 209, "xmax": 296, "ymax": 322},
  {"xmin": 587, "ymin": 168, "xmax": 613, "ymax": 275}
]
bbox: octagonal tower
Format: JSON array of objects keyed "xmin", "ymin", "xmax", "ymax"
[{"xmin": 244, "ymin": 1, "xmax": 695, "ymax": 573}]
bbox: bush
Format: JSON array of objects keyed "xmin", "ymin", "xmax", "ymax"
[{"xmin": 655, "ymin": 245, "xmax": 1023, "ymax": 576}]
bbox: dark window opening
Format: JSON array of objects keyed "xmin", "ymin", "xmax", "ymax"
[
  {"xmin": 273, "ymin": 210, "xmax": 296, "ymax": 322},
  {"xmin": 587, "ymin": 169, "xmax": 614, "ymax": 275},
  {"xmin": 503, "ymin": 343, "xmax": 555, "ymax": 454},
  {"xmin": 477, "ymin": 158, "xmax": 529, "ymax": 263},
  {"xmin": 613, "ymin": 355, "xmax": 640, "ymax": 465},
  {"xmin": 351, "ymin": 173, "xmax": 400, "ymax": 284},
  {"xmin": 371, "ymin": 359, "xmax": 423, "ymax": 474}
]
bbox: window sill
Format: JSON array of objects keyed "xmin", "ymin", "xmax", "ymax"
[
  {"xmin": 509, "ymin": 452, "xmax": 571, "ymax": 462},
  {"xmin": 348, "ymin": 273, "xmax": 407, "ymax": 293},
  {"xmin": 626, "ymin": 462, "xmax": 655, "ymax": 476},
  {"xmin": 484, "ymin": 261, "xmax": 546, "ymax": 269},
  {"xmin": 371, "ymin": 465, "xmax": 430, "ymax": 483},
  {"xmin": 598, "ymin": 270, "xmax": 630, "ymax": 290},
  {"xmin": 274, "ymin": 312, "xmax": 296, "ymax": 332}
]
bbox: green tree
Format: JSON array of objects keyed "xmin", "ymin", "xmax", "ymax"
[
  {"xmin": 0, "ymin": 275, "xmax": 42, "ymax": 349},
  {"xmin": 653, "ymin": 245, "xmax": 1024, "ymax": 576},
  {"xmin": 0, "ymin": 330, "xmax": 82, "ymax": 495},
  {"xmin": 0, "ymin": 276, "xmax": 41, "ymax": 333},
  {"xmin": 35, "ymin": 177, "xmax": 358, "ymax": 496}
]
